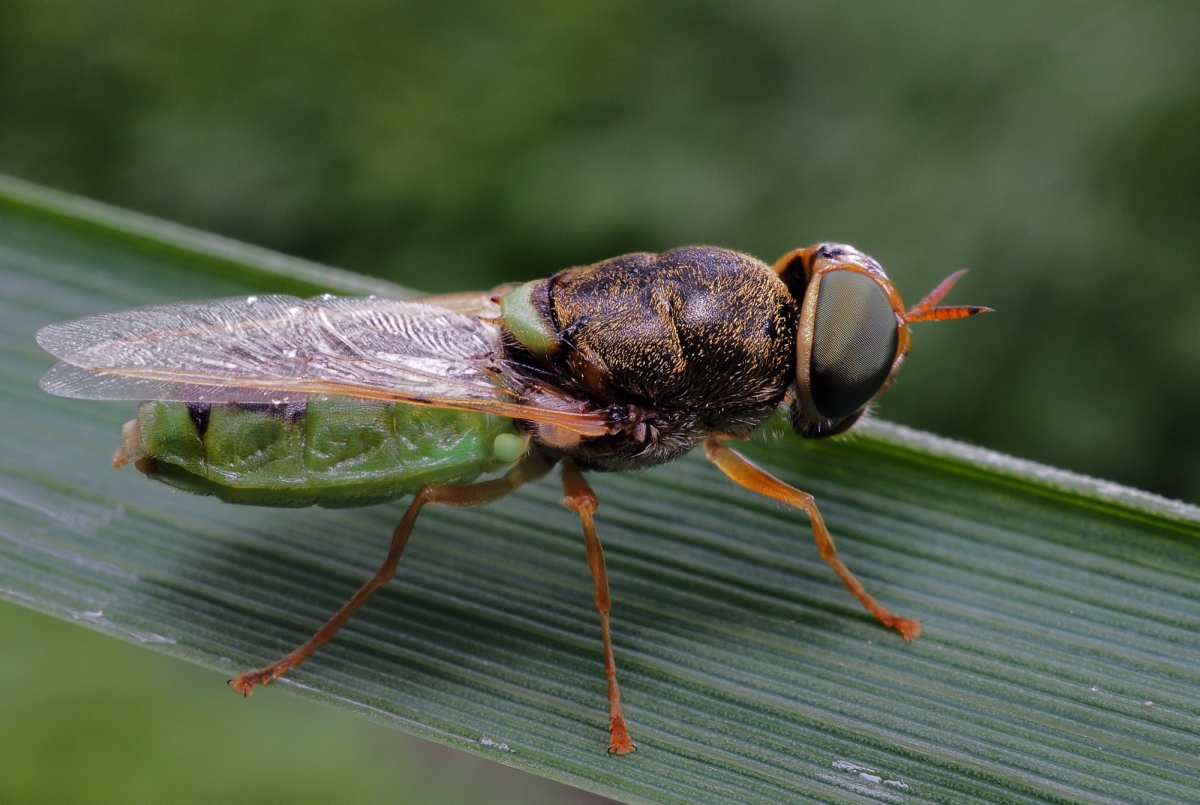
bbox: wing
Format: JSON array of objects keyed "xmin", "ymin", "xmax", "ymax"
[
  {"xmin": 37, "ymin": 293, "xmax": 612, "ymax": 437},
  {"xmin": 416, "ymin": 288, "xmax": 507, "ymax": 317}
]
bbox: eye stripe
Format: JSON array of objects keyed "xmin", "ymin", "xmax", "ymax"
[{"xmin": 810, "ymin": 270, "xmax": 897, "ymax": 419}]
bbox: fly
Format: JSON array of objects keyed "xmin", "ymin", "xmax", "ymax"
[{"xmin": 36, "ymin": 243, "xmax": 989, "ymax": 754}]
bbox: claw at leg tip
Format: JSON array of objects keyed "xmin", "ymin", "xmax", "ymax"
[
  {"xmin": 608, "ymin": 723, "xmax": 637, "ymax": 755},
  {"xmin": 894, "ymin": 618, "xmax": 921, "ymax": 641},
  {"xmin": 229, "ymin": 674, "xmax": 260, "ymax": 697}
]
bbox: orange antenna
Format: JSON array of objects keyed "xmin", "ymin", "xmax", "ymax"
[{"xmin": 904, "ymin": 269, "xmax": 993, "ymax": 323}]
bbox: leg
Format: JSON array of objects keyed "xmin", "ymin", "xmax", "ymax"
[
  {"xmin": 230, "ymin": 451, "xmax": 554, "ymax": 695},
  {"xmin": 560, "ymin": 459, "xmax": 636, "ymax": 755},
  {"xmin": 703, "ymin": 433, "xmax": 920, "ymax": 640}
]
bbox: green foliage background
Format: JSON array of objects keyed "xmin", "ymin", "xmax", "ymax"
[{"xmin": 0, "ymin": 2, "xmax": 1197, "ymax": 803}]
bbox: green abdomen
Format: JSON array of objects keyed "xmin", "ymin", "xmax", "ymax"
[{"xmin": 127, "ymin": 397, "xmax": 517, "ymax": 508}]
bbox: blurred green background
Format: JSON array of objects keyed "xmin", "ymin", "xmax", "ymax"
[{"xmin": 0, "ymin": 0, "xmax": 1197, "ymax": 802}]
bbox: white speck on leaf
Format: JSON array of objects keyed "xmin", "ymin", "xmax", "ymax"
[
  {"xmin": 828, "ymin": 760, "xmax": 910, "ymax": 801},
  {"xmin": 129, "ymin": 630, "xmax": 176, "ymax": 644},
  {"xmin": 480, "ymin": 736, "xmax": 512, "ymax": 752}
]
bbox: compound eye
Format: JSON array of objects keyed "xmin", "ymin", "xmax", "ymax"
[{"xmin": 809, "ymin": 270, "xmax": 899, "ymax": 419}]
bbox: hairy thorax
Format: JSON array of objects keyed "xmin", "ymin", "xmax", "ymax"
[{"xmin": 504, "ymin": 247, "xmax": 797, "ymax": 471}]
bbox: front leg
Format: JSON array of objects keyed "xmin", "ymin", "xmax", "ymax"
[{"xmin": 703, "ymin": 432, "xmax": 920, "ymax": 640}]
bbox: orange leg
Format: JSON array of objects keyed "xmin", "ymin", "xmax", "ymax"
[
  {"xmin": 230, "ymin": 451, "xmax": 555, "ymax": 696},
  {"xmin": 703, "ymin": 433, "xmax": 920, "ymax": 640},
  {"xmin": 560, "ymin": 459, "xmax": 637, "ymax": 755}
]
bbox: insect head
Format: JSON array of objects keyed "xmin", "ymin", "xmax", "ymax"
[{"xmin": 776, "ymin": 243, "xmax": 990, "ymax": 438}]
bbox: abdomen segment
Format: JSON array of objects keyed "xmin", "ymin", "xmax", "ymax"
[{"xmin": 118, "ymin": 396, "xmax": 517, "ymax": 508}]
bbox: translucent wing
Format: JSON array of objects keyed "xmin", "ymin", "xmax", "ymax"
[
  {"xmin": 37, "ymin": 294, "xmax": 611, "ymax": 436},
  {"xmin": 416, "ymin": 289, "xmax": 506, "ymax": 317}
]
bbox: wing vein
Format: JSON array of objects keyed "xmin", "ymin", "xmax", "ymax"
[{"xmin": 38, "ymin": 294, "xmax": 612, "ymax": 437}]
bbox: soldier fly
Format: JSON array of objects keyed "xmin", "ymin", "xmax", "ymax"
[{"xmin": 37, "ymin": 243, "xmax": 988, "ymax": 754}]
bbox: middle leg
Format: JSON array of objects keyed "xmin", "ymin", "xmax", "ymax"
[{"xmin": 560, "ymin": 458, "xmax": 637, "ymax": 755}]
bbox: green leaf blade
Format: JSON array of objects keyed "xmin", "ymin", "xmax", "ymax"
[{"xmin": 1, "ymin": 173, "xmax": 1198, "ymax": 804}]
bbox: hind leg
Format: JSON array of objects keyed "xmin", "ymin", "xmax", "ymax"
[{"xmin": 230, "ymin": 451, "xmax": 555, "ymax": 695}]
